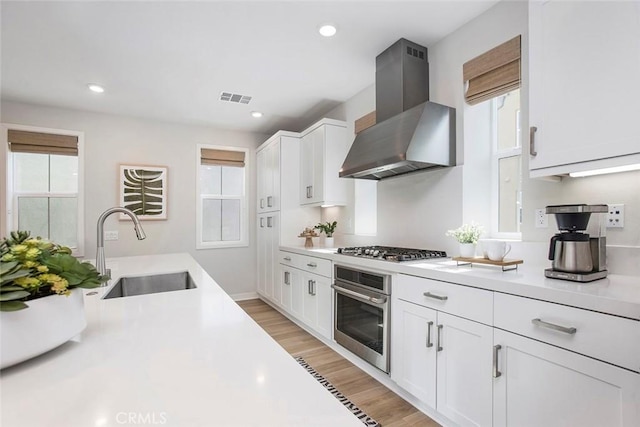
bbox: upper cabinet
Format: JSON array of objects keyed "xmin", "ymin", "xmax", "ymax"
[
  {"xmin": 528, "ymin": 0, "xmax": 640, "ymax": 177},
  {"xmin": 257, "ymin": 131, "xmax": 298, "ymax": 213},
  {"xmin": 299, "ymin": 119, "xmax": 349, "ymax": 207}
]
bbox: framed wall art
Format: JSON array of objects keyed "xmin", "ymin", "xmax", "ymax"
[{"xmin": 119, "ymin": 164, "xmax": 168, "ymax": 220}]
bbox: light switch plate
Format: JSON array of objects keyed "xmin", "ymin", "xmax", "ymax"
[
  {"xmin": 535, "ymin": 208, "xmax": 548, "ymax": 228},
  {"xmin": 607, "ymin": 204, "xmax": 624, "ymax": 228}
]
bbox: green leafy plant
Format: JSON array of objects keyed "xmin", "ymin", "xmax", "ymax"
[
  {"xmin": 0, "ymin": 231, "xmax": 109, "ymax": 312},
  {"xmin": 123, "ymin": 168, "xmax": 164, "ymax": 216},
  {"xmin": 314, "ymin": 221, "xmax": 338, "ymax": 237},
  {"xmin": 445, "ymin": 223, "xmax": 484, "ymax": 244}
]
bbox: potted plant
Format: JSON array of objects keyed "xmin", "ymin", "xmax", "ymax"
[
  {"xmin": 445, "ymin": 223, "xmax": 484, "ymax": 258},
  {"xmin": 0, "ymin": 231, "xmax": 109, "ymax": 369},
  {"xmin": 314, "ymin": 221, "xmax": 338, "ymax": 247}
]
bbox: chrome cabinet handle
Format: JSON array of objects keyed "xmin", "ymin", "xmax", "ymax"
[
  {"xmin": 532, "ymin": 318, "xmax": 577, "ymax": 335},
  {"xmin": 260, "ymin": 198, "xmax": 265, "ymax": 209},
  {"xmin": 306, "ymin": 185, "xmax": 313, "ymax": 199},
  {"xmin": 259, "ymin": 217, "xmax": 264, "ymax": 228},
  {"xmin": 306, "ymin": 262, "xmax": 317, "ymax": 268},
  {"xmin": 267, "ymin": 216, "xmax": 273, "ymax": 228},
  {"xmin": 311, "ymin": 280, "xmax": 316, "ymax": 296},
  {"xmin": 308, "ymin": 280, "xmax": 315, "ymax": 295},
  {"xmin": 436, "ymin": 324, "xmax": 443, "ymax": 352},
  {"xmin": 267, "ymin": 196, "xmax": 273, "ymax": 207},
  {"xmin": 493, "ymin": 345, "xmax": 502, "ymax": 378},
  {"xmin": 283, "ymin": 256, "xmax": 292, "ymax": 261},
  {"xmin": 426, "ymin": 321, "xmax": 434, "ymax": 348},
  {"xmin": 284, "ymin": 271, "xmax": 290, "ymax": 285},
  {"xmin": 423, "ymin": 292, "xmax": 448, "ymax": 301},
  {"xmin": 530, "ymin": 126, "xmax": 538, "ymax": 157}
]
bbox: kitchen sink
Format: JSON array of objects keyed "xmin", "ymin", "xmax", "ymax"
[{"xmin": 103, "ymin": 271, "xmax": 196, "ymax": 299}]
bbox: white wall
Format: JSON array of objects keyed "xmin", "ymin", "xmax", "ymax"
[{"xmin": 1, "ymin": 100, "xmax": 266, "ymax": 296}]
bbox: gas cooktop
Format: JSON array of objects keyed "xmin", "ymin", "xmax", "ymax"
[{"xmin": 336, "ymin": 246, "xmax": 448, "ymax": 262}]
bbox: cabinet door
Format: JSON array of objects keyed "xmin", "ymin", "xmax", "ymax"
[
  {"xmin": 256, "ymin": 149, "xmax": 267, "ymax": 213},
  {"xmin": 493, "ymin": 329, "xmax": 640, "ymax": 427},
  {"xmin": 301, "ymin": 272, "xmax": 318, "ymax": 327},
  {"xmin": 279, "ymin": 265, "xmax": 293, "ymax": 312},
  {"xmin": 290, "ymin": 268, "xmax": 304, "ymax": 320},
  {"xmin": 436, "ymin": 312, "xmax": 493, "ymax": 427},
  {"xmin": 300, "ymin": 131, "xmax": 315, "ymax": 204},
  {"xmin": 314, "ymin": 275, "xmax": 332, "ymax": 340},
  {"xmin": 256, "ymin": 214, "xmax": 268, "ymax": 296},
  {"xmin": 266, "ymin": 213, "xmax": 278, "ymax": 304},
  {"xmin": 391, "ymin": 299, "xmax": 437, "ymax": 408},
  {"xmin": 529, "ymin": 0, "xmax": 640, "ymax": 175},
  {"xmin": 265, "ymin": 140, "xmax": 280, "ymax": 212},
  {"xmin": 309, "ymin": 125, "xmax": 325, "ymax": 205}
]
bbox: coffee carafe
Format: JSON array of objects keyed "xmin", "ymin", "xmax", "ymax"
[{"xmin": 545, "ymin": 204, "xmax": 608, "ymax": 282}]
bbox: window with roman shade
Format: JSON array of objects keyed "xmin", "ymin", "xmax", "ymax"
[
  {"xmin": 463, "ymin": 35, "xmax": 521, "ymax": 105},
  {"xmin": 196, "ymin": 145, "xmax": 248, "ymax": 249},
  {"xmin": 5, "ymin": 126, "xmax": 84, "ymax": 255}
]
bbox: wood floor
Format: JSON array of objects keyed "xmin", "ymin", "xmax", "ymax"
[{"xmin": 237, "ymin": 298, "xmax": 440, "ymax": 427}]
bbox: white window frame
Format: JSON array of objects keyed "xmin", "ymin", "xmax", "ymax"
[
  {"xmin": 1, "ymin": 123, "xmax": 85, "ymax": 256},
  {"xmin": 195, "ymin": 144, "xmax": 249, "ymax": 249},
  {"xmin": 490, "ymin": 95, "xmax": 522, "ymax": 240}
]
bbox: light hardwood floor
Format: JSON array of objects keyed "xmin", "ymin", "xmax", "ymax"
[{"xmin": 237, "ymin": 298, "xmax": 440, "ymax": 427}]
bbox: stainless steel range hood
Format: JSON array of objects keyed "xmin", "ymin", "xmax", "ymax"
[{"xmin": 340, "ymin": 39, "xmax": 456, "ymax": 180}]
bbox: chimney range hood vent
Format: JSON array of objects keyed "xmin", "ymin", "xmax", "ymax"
[{"xmin": 340, "ymin": 39, "xmax": 456, "ymax": 180}]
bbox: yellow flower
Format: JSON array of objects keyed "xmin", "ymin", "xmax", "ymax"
[
  {"xmin": 10, "ymin": 244, "xmax": 28, "ymax": 254},
  {"xmin": 1, "ymin": 253, "xmax": 15, "ymax": 262},
  {"xmin": 15, "ymin": 277, "xmax": 41, "ymax": 290},
  {"xmin": 36, "ymin": 265, "xmax": 49, "ymax": 273},
  {"xmin": 23, "ymin": 261, "xmax": 39, "ymax": 268},
  {"xmin": 37, "ymin": 274, "xmax": 69, "ymax": 295},
  {"xmin": 25, "ymin": 248, "xmax": 41, "ymax": 260}
]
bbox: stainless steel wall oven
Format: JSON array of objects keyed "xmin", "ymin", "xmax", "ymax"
[{"xmin": 332, "ymin": 265, "xmax": 391, "ymax": 373}]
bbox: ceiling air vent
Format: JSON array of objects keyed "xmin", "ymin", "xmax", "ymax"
[{"xmin": 219, "ymin": 92, "xmax": 252, "ymax": 104}]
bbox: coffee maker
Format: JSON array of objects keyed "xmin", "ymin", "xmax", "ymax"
[{"xmin": 545, "ymin": 204, "xmax": 608, "ymax": 282}]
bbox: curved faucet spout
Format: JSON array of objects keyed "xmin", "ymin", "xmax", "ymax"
[{"xmin": 96, "ymin": 207, "xmax": 146, "ymax": 277}]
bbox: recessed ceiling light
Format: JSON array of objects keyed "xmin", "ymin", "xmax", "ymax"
[
  {"xmin": 318, "ymin": 24, "xmax": 337, "ymax": 37},
  {"xmin": 88, "ymin": 84, "xmax": 105, "ymax": 93},
  {"xmin": 251, "ymin": 111, "xmax": 263, "ymax": 118}
]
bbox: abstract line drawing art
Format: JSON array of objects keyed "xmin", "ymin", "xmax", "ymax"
[{"xmin": 119, "ymin": 165, "xmax": 167, "ymax": 220}]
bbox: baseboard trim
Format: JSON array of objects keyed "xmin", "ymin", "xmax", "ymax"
[{"xmin": 230, "ymin": 291, "xmax": 259, "ymax": 301}]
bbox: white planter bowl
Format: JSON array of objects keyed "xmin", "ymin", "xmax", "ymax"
[
  {"xmin": 459, "ymin": 243, "xmax": 477, "ymax": 258},
  {"xmin": 0, "ymin": 289, "xmax": 86, "ymax": 369}
]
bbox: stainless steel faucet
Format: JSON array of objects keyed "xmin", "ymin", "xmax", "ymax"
[{"xmin": 96, "ymin": 207, "xmax": 146, "ymax": 279}]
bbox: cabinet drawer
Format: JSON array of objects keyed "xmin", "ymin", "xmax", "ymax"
[
  {"xmin": 278, "ymin": 251, "xmax": 332, "ymax": 278},
  {"xmin": 495, "ymin": 292, "xmax": 640, "ymax": 372},
  {"xmin": 396, "ymin": 274, "xmax": 493, "ymax": 325}
]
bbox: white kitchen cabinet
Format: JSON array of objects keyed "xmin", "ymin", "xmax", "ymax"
[
  {"xmin": 299, "ymin": 119, "xmax": 349, "ymax": 207},
  {"xmin": 392, "ymin": 281, "xmax": 493, "ymax": 427},
  {"xmin": 493, "ymin": 329, "xmax": 640, "ymax": 427},
  {"xmin": 528, "ymin": 0, "xmax": 640, "ymax": 177},
  {"xmin": 278, "ymin": 250, "xmax": 332, "ymax": 340},
  {"xmin": 257, "ymin": 137, "xmax": 281, "ymax": 213},
  {"xmin": 257, "ymin": 212, "xmax": 279, "ymax": 303}
]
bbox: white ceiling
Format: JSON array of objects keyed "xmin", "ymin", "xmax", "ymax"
[{"xmin": 1, "ymin": 0, "xmax": 498, "ymax": 135}]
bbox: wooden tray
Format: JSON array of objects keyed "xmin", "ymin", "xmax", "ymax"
[{"xmin": 452, "ymin": 256, "xmax": 523, "ymax": 271}]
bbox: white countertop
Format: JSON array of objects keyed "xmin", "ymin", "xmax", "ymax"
[
  {"xmin": 281, "ymin": 246, "xmax": 640, "ymax": 320},
  {"xmin": 0, "ymin": 253, "xmax": 364, "ymax": 427}
]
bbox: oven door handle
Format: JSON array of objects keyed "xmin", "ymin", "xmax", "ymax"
[{"xmin": 332, "ymin": 284, "xmax": 387, "ymax": 305}]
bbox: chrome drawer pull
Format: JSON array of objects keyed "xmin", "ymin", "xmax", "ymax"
[
  {"xmin": 426, "ymin": 321, "xmax": 434, "ymax": 348},
  {"xmin": 530, "ymin": 126, "xmax": 538, "ymax": 156},
  {"xmin": 283, "ymin": 256, "xmax": 292, "ymax": 261},
  {"xmin": 423, "ymin": 292, "xmax": 448, "ymax": 301},
  {"xmin": 284, "ymin": 271, "xmax": 290, "ymax": 285},
  {"xmin": 493, "ymin": 345, "xmax": 502, "ymax": 378},
  {"xmin": 260, "ymin": 198, "xmax": 265, "ymax": 209},
  {"xmin": 532, "ymin": 318, "xmax": 577, "ymax": 335},
  {"xmin": 306, "ymin": 262, "xmax": 317, "ymax": 268}
]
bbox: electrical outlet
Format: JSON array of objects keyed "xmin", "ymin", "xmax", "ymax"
[
  {"xmin": 104, "ymin": 231, "xmax": 119, "ymax": 241},
  {"xmin": 607, "ymin": 204, "xmax": 625, "ymax": 228},
  {"xmin": 535, "ymin": 208, "xmax": 548, "ymax": 228}
]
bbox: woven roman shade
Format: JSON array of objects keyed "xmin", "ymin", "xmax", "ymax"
[
  {"xmin": 463, "ymin": 35, "xmax": 521, "ymax": 105},
  {"xmin": 7, "ymin": 129, "xmax": 78, "ymax": 156},
  {"xmin": 200, "ymin": 148, "xmax": 245, "ymax": 167}
]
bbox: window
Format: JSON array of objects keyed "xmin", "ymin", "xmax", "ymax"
[
  {"xmin": 196, "ymin": 145, "xmax": 248, "ymax": 249},
  {"xmin": 492, "ymin": 89, "xmax": 522, "ymax": 235},
  {"xmin": 4, "ymin": 125, "xmax": 84, "ymax": 255}
]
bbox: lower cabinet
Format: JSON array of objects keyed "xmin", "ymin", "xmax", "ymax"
[
  {"xmin": 392, "ymin": 299, "xmax": 493, "ymax": 427},
  {"xmin": 493, "ymin": 329, "xmax": 640, "ymax": 427},
  {"xmin": 257, "ymin": 213, "xmax": 278, "ymax": 302},
  {"xmin": 277, "ymin": 251, "xmax": 332, "ymax": 341}
]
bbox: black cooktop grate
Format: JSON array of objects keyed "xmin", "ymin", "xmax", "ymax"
[{"xmin": 337, "ymin": 246, "xmax": 447, "ymax": 262}]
